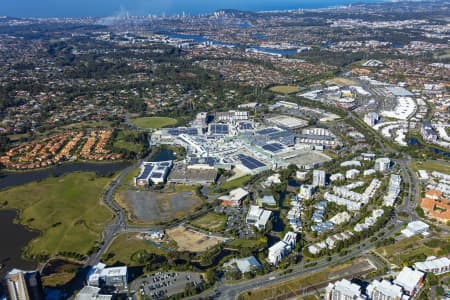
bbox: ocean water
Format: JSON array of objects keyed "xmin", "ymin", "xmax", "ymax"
[{"xmin": 1, "ymin": 0, "xmax": 380, "ymax": 18}]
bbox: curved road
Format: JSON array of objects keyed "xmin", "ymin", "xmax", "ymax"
[{"xmin": 87, "ymin": 158, "xmax": 146, "ymax": 266}]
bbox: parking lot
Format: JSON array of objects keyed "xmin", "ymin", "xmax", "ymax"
[
  {"xmin": 216, "ymin": 206, "xmax": 255, "ymax": 239},
  {"xmin": 137, "ymin": 271, "xmax": 203, "ymax": 299}
]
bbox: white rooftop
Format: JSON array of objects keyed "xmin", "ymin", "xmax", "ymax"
[
  {"xmin": 394, "ymin": 267, "xmax": 424, "ymax": 293},
  {"xmin": 368, "ymin": 279, "xmax": 403, "ymax": 299}
]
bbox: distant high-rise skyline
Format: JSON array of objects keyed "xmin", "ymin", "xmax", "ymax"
[{"xmin": 1, "ymin": 0, "xmax": 380, "ymax": 18}]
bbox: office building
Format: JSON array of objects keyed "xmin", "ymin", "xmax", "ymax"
[
  {"xmin": 246, "ymin": 205, "xmax": 272, "ymax": 230},
  {"xmin": 87, "ymin": 263, "xmax": 128, "ymax": 290}
]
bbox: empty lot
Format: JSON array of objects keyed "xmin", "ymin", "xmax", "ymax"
[
  {"xmin": 167, "ymin": 226, "xmax": 226, "ymax": 252},
  {"xmin": 123, "ymin": 190, "xmax": 203, "ymax": 224}
]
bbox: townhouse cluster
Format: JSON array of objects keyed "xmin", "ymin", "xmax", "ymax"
[{"xmin": 0, "ymin": 130, "xmax": 122, "ymax": 169}]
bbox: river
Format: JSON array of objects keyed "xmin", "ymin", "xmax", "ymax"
[{"xmin": 0, "ymin": 161, "xmax": 130, "ymax": 190}]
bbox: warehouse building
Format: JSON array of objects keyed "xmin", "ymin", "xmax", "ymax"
[{"xmin": 134, "ymin": 161, "xmax": 173, "ymax": 186}]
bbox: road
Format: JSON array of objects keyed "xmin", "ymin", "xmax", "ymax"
[
  {"xmin": 91, "ymin": 112, "xmax": 444, "ymax": 299},
  {"xmin": 188, "ymin": 216, "xmax": 405, "ymax": 300},
  {"xmin": 86, "ymin": 154, "xmax": 224, "ymax": 267},
  {"xmin": 198, "ymin": 119, "xmax": 426, "ymax": 300},
  {"xmin": 86, "ymin": 158, "xmax": 146, "ymax": 266}
]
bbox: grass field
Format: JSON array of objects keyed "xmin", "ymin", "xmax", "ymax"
[
  {"xmin": 328, "ymin": 77, "xmax": 358, "ymax": 86},
  {"xmin": 270, "ymin": 85, "xmax": 300, "ymax": 94},
  {"xmin": 0, "ymin": 172, "xmax": 114, "ymax": 260},
  {"xmin": 189, "ymin": 212, "xmax": 227, "ymax": 232},
  {"xmin": 113, "ymin": 130, "xmax": 145, "ymax": 153},
  {"xmin": 221, "ymin": 175, "xmax": 252, "ymax": 190},
  {"xmin": 131, "ymin": 117, "xmax": 177, "ymax": 129},
  {"xmin": 411, "ymin": 160, "xmax": 450, "ymax": 174},
  {"xmin": 103, "ymin": 233, "xmax": 169, "ymax": 266},
  {"xmin": 375, "ymin": 235, "xmax": 449, "ymax": 266}
]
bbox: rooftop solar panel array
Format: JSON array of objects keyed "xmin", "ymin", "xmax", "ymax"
[
  {"xmin": 257, "ymin": 128, "xmax": 279, "ymax": 135},
  {"xmin": 262, "ymin": 143, "xmax": 284, "ymax": 153},
  {"xmin": 190, "ymin": 157, "xmax": 215, "ymax": 166},
  {"xmin": 210, "ymin": 124, "xmax": 229, "ymax": 135},
  {"xmin": 137, "ymin": 165, "xmax": 154, "ymax": 180},
  {"xmin": 167, "ymin": 128, "xmax": 199, "ymax": 136},
  {"xmin": 239, "ymin": 122, "xmax": 253, "ymax": 130},
  {"xmin": 151, "ymin": 172, "xmax": 163, "ymax": 178},
  {"xmin": 237, "ymin": 154, "xmax": 266, "ymax": 170}
]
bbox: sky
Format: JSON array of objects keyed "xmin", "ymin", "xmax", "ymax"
[{"xmin": 0, "ymin": 0, "xmax": 380, "ymax": 18}]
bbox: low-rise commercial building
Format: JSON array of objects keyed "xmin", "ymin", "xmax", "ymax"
[
  {"xmin": 75, "ymin": 286, "xmax": 112, "ymax": 300},
  {"xmin": 223, "ymin": 256, "xmax": 262, "ymax": 273},
  {"xmin": 87, "ymin": 263, "xmax": 128, "ymax": 290},
  {"xmin": 134, "ymin": 161, "xmax": 173, "ymax": 186},
  {"xmin": 401, "ymin": 221, "xmax": 430, "ymax": 237},
  {"xmin": 219, "ymin": 188, "xmax": 249, "ymax": 207}
]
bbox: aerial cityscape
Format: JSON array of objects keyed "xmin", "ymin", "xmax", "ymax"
[{"xmin": 0, "ymin": 0, "xmax": 449, "ymax": 299}]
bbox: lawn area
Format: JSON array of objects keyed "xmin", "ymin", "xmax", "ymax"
[
  {"xmin": 270, "ymin": 85, "xmax": 300, "ymax": 95},
  {"xmin": 375, "ymin": 235, "xmax": 450, "ymax": 266},
  {"xmin": 113, "ymin": 130, "xmax": 145, "ymax": 154},
  {"xmin": 131, "ymin": 117, "xmax": 177, "ymax": 129},
  {"xmin": 226, "ymin": 238, "xmax": 267, "ymax": 251},
  {"xmin": 102, "ymin": 233, "xmax": 169, "ymax": 266},
  {"xmin": 0, "ymin": 172, "xmax": 114, "ymax": 260},
  {"xmin": 189, "ymin": 212, "xmax": 227, "ymax": 232},
  {"xmin": 221, "ymin": 175, "xmax": 252, "ymax": 190},
  {"xmin": 328, "ymin": 77, "xmax": 358, "ymax": 86},
  {"xmin": 411, "ymin": 160, "xmax": 450, "ymax": 174}
]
